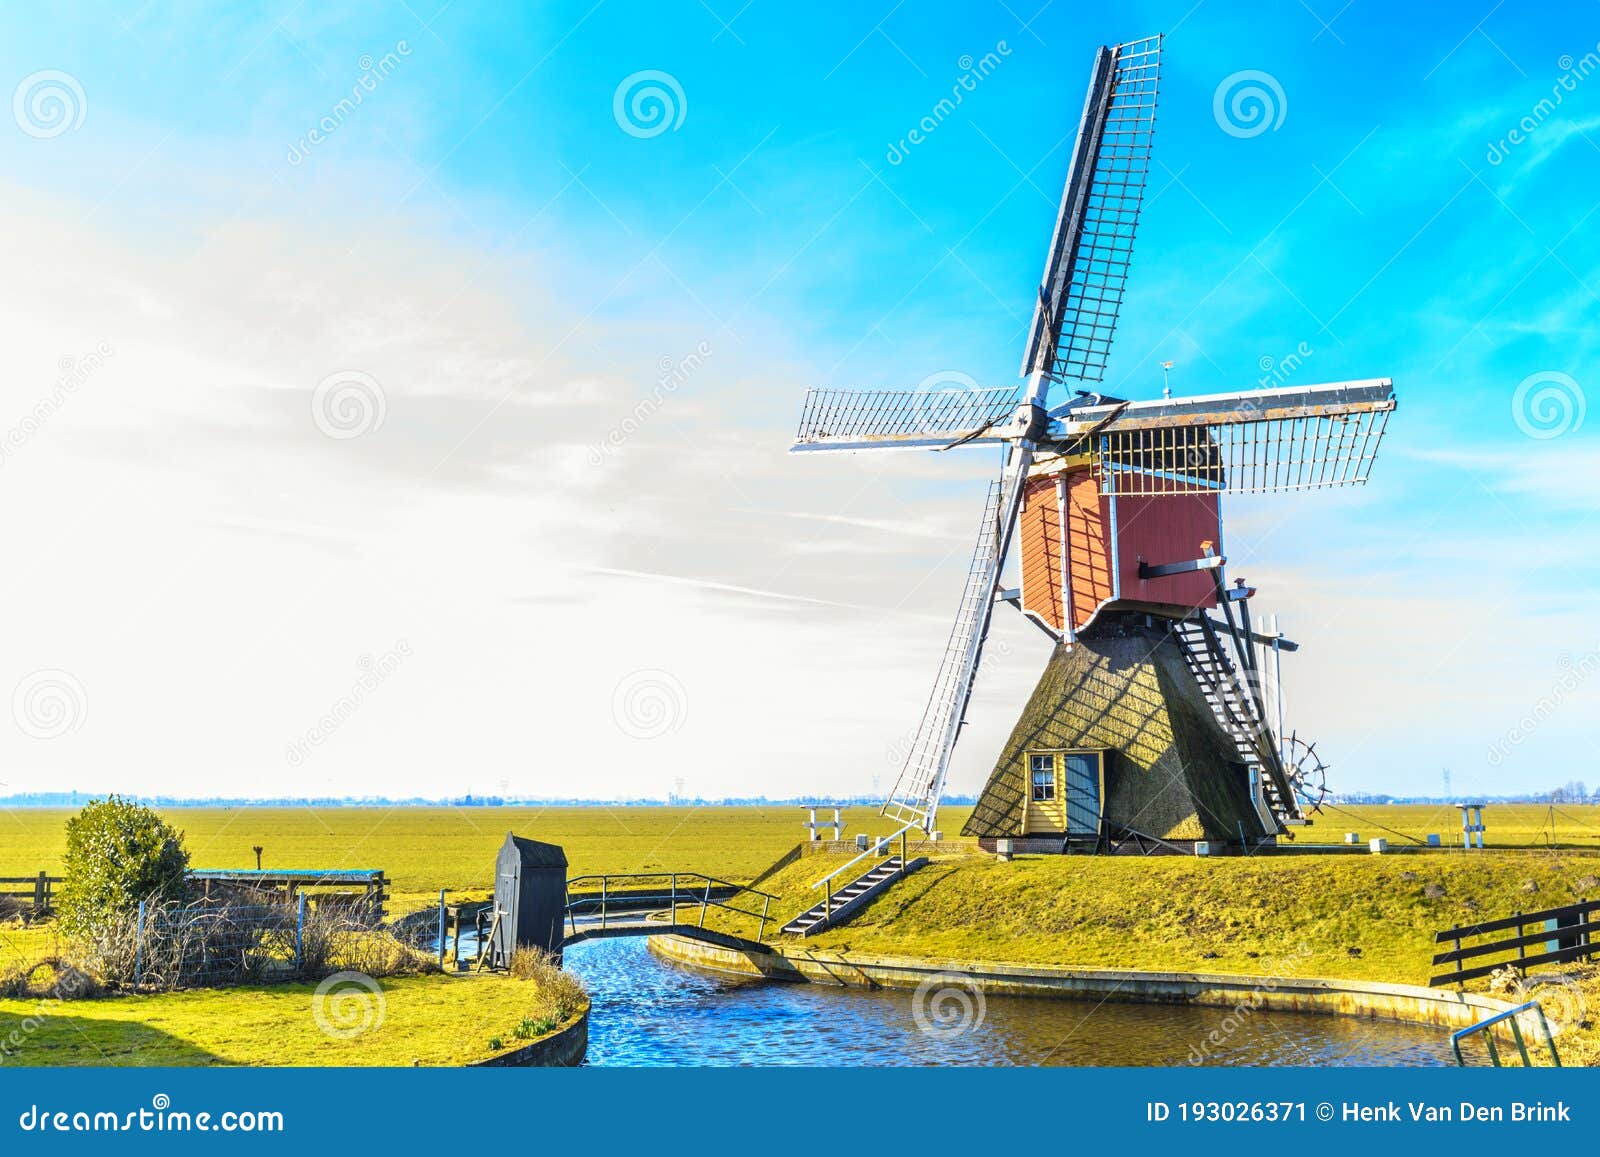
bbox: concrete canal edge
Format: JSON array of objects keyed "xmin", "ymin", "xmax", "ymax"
[
  {"xmin": 469, "ymin": 1005, "xmax": 589, "ymax": 1067},
  {"xmin": 646, "ymin": 935, "xmax": 1516, "ymax": 1034}
]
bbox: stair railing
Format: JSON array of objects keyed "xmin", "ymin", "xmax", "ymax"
[
  {"xmin": 1451, "ymin": 1001, "xmax": 1560, "ymax": 1067},
  {"xmin": 810, "ymin": 821, "xmax": 916, "ymax": 891}
]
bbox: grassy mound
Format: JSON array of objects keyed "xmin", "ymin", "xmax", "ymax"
[{"xmin": 715, "ymin": 849, "xmax": 1600, "ymax": 987}]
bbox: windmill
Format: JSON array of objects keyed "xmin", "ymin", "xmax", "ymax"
[{"xmin": 790, "ymin": 35, "xmax": 1395, "ymax": 852}]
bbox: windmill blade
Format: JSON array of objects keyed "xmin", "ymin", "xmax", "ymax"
[
  {"xmin": 882, "ymin": 450, "xmax": 1032, "ymax": 832},
  {"xmin": 1079, "ymin": 378, "xmax": 1397, "ymax": 496},
  {"xmin": 1021, "ymin": 35, "xmax": 1162, "ymax": 385},
  {"xmin": 790, "ymin": 386, "xmax": 1022, "ymax": 453}
]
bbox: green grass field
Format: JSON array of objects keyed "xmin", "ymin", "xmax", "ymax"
[
  {"xmin": 5, "ymin": 803, "xmax": 1598, "ymax": 902},
  {"xmin": 6, "ymin": 803, "xmax": 1600, "ymax": 1067},
  {"xmin": 1, "ymin": 805, "xmax": 916, "ymax": 902},
  {"xmin": 0, "ymin": 973, "xmax": 582, "ymax": 1066}
]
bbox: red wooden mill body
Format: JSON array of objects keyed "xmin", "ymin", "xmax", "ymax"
[{"xmin": 1019, "ymin": 461, "xmax": 1222, "ymax": 637}]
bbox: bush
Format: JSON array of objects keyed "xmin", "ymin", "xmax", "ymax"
[
  {"xmin": 57, "ymin": 798, "xmax": 189, "ymax": 944},
  {"xmin": 506, "ymin": 947, "xmax": 587, "ymax": 1022},
  {"xmin": 297, "ymin": 902, "xmax": 435, "ymax": 981}
]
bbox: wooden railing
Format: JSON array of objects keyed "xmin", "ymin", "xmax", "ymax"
[
  {"xmin": 1431, "ymin": 898, "xmax": 1598, "ymax": 987},
  {"xmin": 0, "ymin": 873, "xmax": 60, "ymax": 913}
]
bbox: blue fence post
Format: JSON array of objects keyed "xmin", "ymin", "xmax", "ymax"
[
  {"xmin": 296, "ymin": 891, "xmax": 307, "ymax": 972},
  {"xmin": 134, "ymin": 900, "xmax": 146, "ymax": 988},
  {"xmin": 437, "ymin": 890, "xmax": 446, "ymax": 970}
]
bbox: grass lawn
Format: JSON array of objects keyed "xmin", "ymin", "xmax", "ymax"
[
  {"xmin": 0, "ymin": 973, "xmax": 581, "ymax": 1067},
  {"xmin": 5, "ymin": 804, "xmax": 1597, "ymax": 900},
  {"xmin": 711, "ymin": 846, "xmax": 1600, "ymax": 986},
  {"xmin": 1, "ymin": 805, "xmax": 937, "ymax": 898}
]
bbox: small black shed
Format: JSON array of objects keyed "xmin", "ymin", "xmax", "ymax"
[{"xmin": 490, "ymin": 833, "xmax": 568, "ymax": 967}]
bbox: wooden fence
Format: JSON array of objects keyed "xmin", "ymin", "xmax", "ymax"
[
  {"xmin": 0, "ymin": 873, "xmax": 60, "ymax": 913},
  {"xmin": 1431, "ymin": 898, "xmax": 1598, "ymax": 987}
]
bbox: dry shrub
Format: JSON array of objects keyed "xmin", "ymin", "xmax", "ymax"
[
  {"xmin": 506, "ymin": 947, "xmax": 587, "ymax": 1023},
  {"xmin": 296, "ymin": 902, "xmax": 435, "ymax": 980},
  {"xmin": 0, "ymin": 958, "xmax": 101, "ymax": 1001}
]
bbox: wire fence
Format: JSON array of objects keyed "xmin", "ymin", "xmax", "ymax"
[{"xmin": 85, "ymin": 894, "xmax": 397, "ymax": 991}]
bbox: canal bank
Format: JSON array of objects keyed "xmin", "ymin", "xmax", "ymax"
[
  {"xmin": 561, "ymin": 937, "xmax": 1452, "ymax": 1065},
  {"xmin": 646, "ymin": 933, "xmax": 1519, "ymax": 1033}
]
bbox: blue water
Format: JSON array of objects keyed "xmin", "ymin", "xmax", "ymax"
[{"xmin": 562, "ymin": 937, "xmax": 1454, "ymax": 1067}]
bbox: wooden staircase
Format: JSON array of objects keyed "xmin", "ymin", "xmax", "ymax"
[
  {"xmin": 781, "ymin": 855, "xmax": 927, "ymax": 937},
  {"xmin": 1170, "ymin": 617, "xmax": 1298, "ymax": 830}
]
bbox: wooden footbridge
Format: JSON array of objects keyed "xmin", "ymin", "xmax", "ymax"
[{"xmin": 560, "ymin": 873, "xmax": 777, "ymax": 946}]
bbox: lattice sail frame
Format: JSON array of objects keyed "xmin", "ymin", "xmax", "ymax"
[
  {"xmin": 792, "ymin": 386, "xmax": 1022, "ymax": 452},
  {"xmin": 881, "ymin": 470, "xmax": 1018, "ymax": 832},
  {"xmin": 1080, "ymin": 379, "xmax": 1396, "ymax": 496},
  {"xmin": 1023, "ymin": 35, "xmax": 1161, "ymax": 385}
]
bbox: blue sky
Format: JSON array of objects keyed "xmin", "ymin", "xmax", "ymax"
[{"xmin": 0, "ymin": 1, "xmax": 1595, "ymax": 804}]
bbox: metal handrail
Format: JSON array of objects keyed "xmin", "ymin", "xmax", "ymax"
[
  {"xmin": 1450, "ymin": 1000, "xmax": 1561, "ymax": 1067},
  {"xmin": 810, "ymin": 822, "xmax": 916, "ymax": 889},
  {"xmin": 563, "ymin": 873, "xmax": 779, "ymax": 941}
]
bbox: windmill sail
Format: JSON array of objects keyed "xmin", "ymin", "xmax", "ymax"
[
  {"xmin": 1082, "ymin": 379, "xmax": 1396, "ymax": 496},
  {"xmin": 1022, "ymin": 35, "xmax": 1161, "ymax": 385},
  {"xmin": 881, "ymin": 459, "xmax": 1029, "ymax": 832},
  {"xmin": 791, "ymin": 386, "xmax": 1021, "ymax": 452}
]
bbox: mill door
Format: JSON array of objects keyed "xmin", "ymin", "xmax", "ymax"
[{"xmin": 1062, "ymin": 751, "xmax": 1103, "ymax": 837}]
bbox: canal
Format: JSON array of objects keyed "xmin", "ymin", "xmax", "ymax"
[{"xmin": 562, "ymin": 937, "xmax": 1454, "ymax": 1066}]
